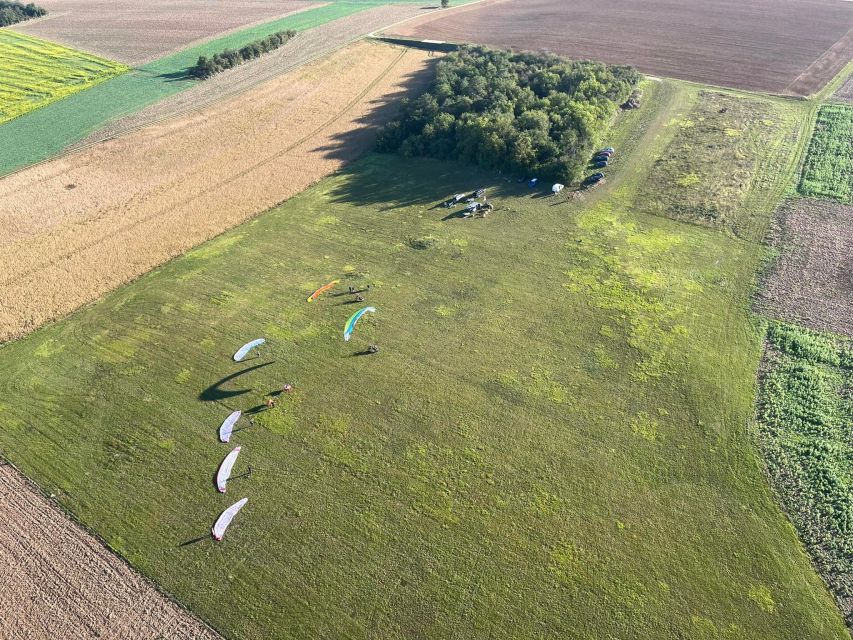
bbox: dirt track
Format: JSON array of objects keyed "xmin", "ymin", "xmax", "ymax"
[
  {"xmin": 0, "ymin": 41, "xmax": 432, "ymax": 343},
  {"xmin": 11, "ymin": 0, "xmax": 319, "ymax": 64},
  {"xmin": 388, "ymin": 0, "xmax": 853, "ymax": 95},
  {"xmin": 757, "ymin": 198, "xmax": 853, "ymax": 338},
  {"xmin": 71, "ymin": 3, "xmax": 434, "ymax": 147},
  {"xmin": 0, "ymin": 463, "xmax": 220, "ymax": 639}
]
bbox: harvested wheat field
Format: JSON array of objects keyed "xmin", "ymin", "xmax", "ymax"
[
  {"xmin": 757, "ymin": 198, "xmax": 853, "ymax": 338},
  {"xmin": 0, "ymin": 463, "xmax": 220, "ymax": 640},
  {"xmin": 10, "ymin": 0, "xmax": 319, "ymax": 64},
  {"xmin": 0, "ymin": 41, "xmax": 432, "ymax": 343},
  {"xmin": 72, "ymin": 3, "xmax": 434, "ymax": 146},
  {"xmin": 389, "ymin": 0, "xmax": 853, "ymax": 95}
]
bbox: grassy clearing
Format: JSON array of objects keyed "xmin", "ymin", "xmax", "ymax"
[
  {"xmin": 634, "ymin": 91, "xmax": 803, "ymax": 241},
  {"xmin": 757, "ymin": 322, "xmax": 853, "ymax": 625},
  {"xmin": 799, "ymin": 104, "xmax": 853, "ymax": 203},
  {"xmin": 0, "ymin": 0, "xmax": 435, "ymax": 175},
  {"xmin": 0, "ymin": 81, "xmax": 847, "ymax": 638},
  {"xmin": 0, "ymin": 30, "xmax": 127, "ymax": 124}
]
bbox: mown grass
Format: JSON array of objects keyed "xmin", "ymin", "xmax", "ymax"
[
  {"xmin": 0, "ymin": 0, "xmax": 437, "ymax": 175},
  {"xmin": 0, "ymin": 81, "xmax": 847, "ymax": 638},
  {"xmin": 757, "ymin": 322, "xmax": 853, "ymax": 625},
  {"xmin": 0, "ymin": 30, "xmax": 127, "ymax": 124},
  {"xmin": 799, "ymin": 104, "xmax": 853, "ymax": 203}
]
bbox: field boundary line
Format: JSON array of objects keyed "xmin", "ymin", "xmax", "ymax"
[
  {"xmin": 783, "ymin": 26, "xmax": 853, "ymax": 98},
  {"xmin": 0, "ymin": 48, "xmax": 411, "ymax": 286},
  {"xmin": 0, "ymin": 456, "xmax": 226, "ymax": 638},
  {"xmin": 366, "ymin": 0, "xmax": 498, "ymax": 39}
]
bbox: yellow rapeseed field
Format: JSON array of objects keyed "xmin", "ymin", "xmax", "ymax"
[{"xmin": 0, "ymin": 30, "xmax": 128, "ymax": 124}]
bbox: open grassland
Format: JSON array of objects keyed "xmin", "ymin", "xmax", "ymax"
[
  {"xmin": 799, "ymin": 104, "xmax": 853, "ymax": 203},
  {"xmin": 757, "ymin": 323, "xmax": 853, "ymax": 627},
  {"xmin": 757, "ymin": 198, "xmax": 853, "ymax": 339},
  {"xmin": 0, "ymin": 1, "xmax": 441, "ymax": 175},
  {"xmin": 388, "ymin": 0, "xmax": 853, "ymax": 95},
  {"xmin": 634, "ymin": 91, "xmax": 804, "ymax": 241},
  {"xmin": 10, "ymin": 0, "xmax": 321, "ymax": 64},
  {"xmin": 0, "ymin": 30, "xmax": 127, "ymax": 124},
  {"xmin": 0, "ymin": 41, "xmax": 433, "ymax": 343},
  {"xmin": 0, "ymin": 463, "xmax": 222, "ymax": 639},
  {"xmin": 0, "ymin": 81, "xmax": 847, "ymax": 639}
]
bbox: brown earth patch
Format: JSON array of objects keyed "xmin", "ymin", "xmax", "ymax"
[
  {"xmin": 834, "ymin": 71, "xmax": 853, "ymax": 103},
  {"xmin": 0, "ymin": 40, "xmax": 434, "ymax": 343},
  {"xmin": 71, "ymin": 3, "xmax": 435, "ymax": 147},
  {"xmin": 388, "ymin": 0, "xmax": 853, "ymax": 95},
  {"xmin": 0, "ymin": 462, "xmax": 220, "ymax": 640},
  {"xmin": 756, "ymin": 198, "xmax": 853, "ymax": 338},
  {"xmin": 10, "ymin": 0, "xmax": 320, "ymax": 64}
]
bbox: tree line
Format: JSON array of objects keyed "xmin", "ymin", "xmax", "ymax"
[
  {"xmin": 0, "ymin": 1, "xmax": 46, "ymax": 27},
  {"xmin": 376, "ymin": 46, "xmax": 640, "ymax": 183},
  {"xmin": 190, "ymin": 30, "xmax": 297, "ymax": 80}
]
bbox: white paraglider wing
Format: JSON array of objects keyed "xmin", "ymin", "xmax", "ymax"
[
  {"xmin": 233, "ymin": 338, "xmax": 265, "ymax": 362},
  {"xmin": 212, "ymin": 497, "xmax": 248, "ymax": 541},
  {"xmin": 219, "ymin": 410, "xmax": 241, "ymax": 443},
  {"xmin": 216, "ymin": 446, "xmax": 241, "ymax": 493}
]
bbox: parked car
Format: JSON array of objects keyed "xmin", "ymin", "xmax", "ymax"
[
  {"xmin": 593, "ymin": 154, "xmax": 610, "ymax": 162},
  {"xmin": 584, "ymin": 172, "xmax": 605, "ymax": 185},
  {"xmin": 599, "ymin": 147, "xmax": 615, "ymax": 154},
  {"xmin": 592, "ymin": 160, "xmax": 608, "ymax": 168}
]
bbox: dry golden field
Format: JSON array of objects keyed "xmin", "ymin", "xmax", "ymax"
[{"xmin": 0, "ymin": 41, "xmax": 432, "ymax": 342}]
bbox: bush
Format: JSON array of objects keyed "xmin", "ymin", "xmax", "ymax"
[
  {"xmin": 0, "ymin": 1, "xmax": 46, "ymax": 27},
  {"xmin": 376, "ymin": 46, "xmax": 639, "ymax": 183},
  {"xmin": 190, "ymin": 30, "xmax": 297, "ymax": 79}
]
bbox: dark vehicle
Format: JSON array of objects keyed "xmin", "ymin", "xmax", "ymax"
[
  {"xmin": 592, "ymin": 160, "xmax": 608, "ymax": 168},
  {"xmin": 593, "ymin": 154, "xmax": 610, "ymax": 162},
  {"xmin": 584, "ymin": 172, "xmax": 605, "ymax": 185}
]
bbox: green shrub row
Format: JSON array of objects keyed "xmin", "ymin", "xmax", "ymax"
[
  {"xmin": 376, "ymin": 46, "xmax": 640, "ymax": 183},
  {"xmin": 758, "ymin": 322, "xmax": 853, "ymax": 607},
  {"xmin": 799, "ymin": 104, "xmax": 853, "ymax": 203},
  {"xmin": 0, "ymin": 1, "xmax": 45, "ymax": 26},
  {"xmin": 190, "ymin": 30, "xmax": 297, "ymax": 79}
]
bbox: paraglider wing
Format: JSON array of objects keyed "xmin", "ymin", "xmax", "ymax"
[
  {"xmin": 233, "ymin": 338, "xmax": 265, "ymax": 362},
  {"xmin": 307, "ymin": 279, "xmax": 340, "ymax": 302},
  {"xmin": 219, "ymin": 410, "xmax": 241, "ymax": 443},
  {"xmin": 216, "ymin": 446, "xmax": 241, "ymax": 493},
  {"xmin": 343, "ymin": 306, "xmax": 376, "ymax": 342},
  {"xmin": 212, "ymin": 497, "xmax": 248, "ymax": 541}
]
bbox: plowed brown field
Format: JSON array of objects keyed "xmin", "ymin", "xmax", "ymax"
[
  {"xmin": 389, "ymin": 0, "xmax": 853, "ymax": 95},
  {"xmin": 0, "ymin": 463, "xmax": 220, "ymax": 640},
  {"xmin": 11, "ymin": 0, "xmax": 319, "ymax": 64},
  {"xmin": 0, "ymin": 41, "xmax": 433, "ymax": 343}
]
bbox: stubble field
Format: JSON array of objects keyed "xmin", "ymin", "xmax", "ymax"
[
  {"xmin": 0, "ymin": 41, "xmax": 433, "ymax": 343},
  {"xmin": 388, "ymin": 0, "xmax": 853, "ymax": 95}
]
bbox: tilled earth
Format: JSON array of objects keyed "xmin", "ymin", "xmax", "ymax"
[
  {"xmin": 757, "ymin": 198, "xmax": 853, "ymax": 338},
  {"xmin": 0, "ymin": 463, "xmax": 220, "ymax": 640}
]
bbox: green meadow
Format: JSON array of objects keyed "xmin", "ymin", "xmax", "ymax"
[{"xmin": 0, "ymin": 81, "xmax": 847, "ymax": 638}]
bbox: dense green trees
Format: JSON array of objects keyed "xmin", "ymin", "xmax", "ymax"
[
  {"xmin": 190, "ymin": 30, "xmax": 297, "ymax": 79},
  {"xmin": 0, "ymin": 1, "xmax": 46, "ymax": 27},
  {"xmin": 377, "ymin": 46, "xmax": 640, "ymax": 183}
]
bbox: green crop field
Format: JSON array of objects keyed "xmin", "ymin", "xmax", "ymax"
[
  {"xmin": 0, "ymin": 80, "xmax": 846, "ymax": 638},
  {"xmin": 0, "ymin": 30, "xmax": 127, "ymax": 124},
  {"xmin": 0, "ymin": 0, "xmax": 459, "ymax": 175},
  {"xmin": 799, "ymin": 104, "xmax": 853, "ymax": 203}
]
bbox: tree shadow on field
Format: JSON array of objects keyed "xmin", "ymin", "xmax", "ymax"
[
  {"xmin": 311, "ymin": 56, "xmax": 518, "ymax": 211},
  {"xmin": 199, "ymin": 361, "xmax": 274, "ymax": 402},
  {"xmin": 155, "ymin": 68, "xmax": 195, "ymax": 83}
]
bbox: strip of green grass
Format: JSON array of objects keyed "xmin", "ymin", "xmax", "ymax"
[
  {"xmin": 757, "ymin": 322, "xmax": 853, "ymax": 625},
  {"xmin": 0, "ymin": 82, "xmax": 846, "ymax": 638},
  {"xmin": 0, "ymin": 0, "xmax": 423, "ymax": 175},
  {"xmin": 799, "ymin": 104, "xmax": 853, "ymax": 203}
]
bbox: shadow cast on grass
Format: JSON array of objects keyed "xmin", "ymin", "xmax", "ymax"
[{"xmin": 199, "ymin": 361, "xmax": 274, "ymax": 402}]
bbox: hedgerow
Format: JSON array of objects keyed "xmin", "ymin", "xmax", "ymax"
[
  {"xmin": 0, "ymin": 1, "xmax": 45, "ymax": 26},
  {"xmin": 758, "ymin": 322, "xmax": 853, "ymax": 619},
  {"xmin": 190, "ymin": 30, "xmax": 296, "ymax": 79},
  {"xmin": 376, "ymin": 46, "xmax": 640, "ymax": 183}
]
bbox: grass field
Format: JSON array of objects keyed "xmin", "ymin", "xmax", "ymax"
[
  {"xmin": 0, "ymin": 30, "xmax": 127, "ymax": 124},
  {"xmin": 0, "ymin": 0, "xmax": 446, "ymax": 175},
  {"xmin": 799, "ymin": 104, "xmax": 853, "ymax": 203},
  {"xmin": 0, "ymin": 80, "xmax": 847, "ymax": 638},
  {"xmin": 757, "ymin": 323, "xmax": 853, "ymax": 625}
]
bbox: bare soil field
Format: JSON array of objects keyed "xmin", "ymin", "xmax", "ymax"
[
  {"xmin": 0, "ymin": 41, "xmax": 432, "ymax": 342},
  {"xmin": 757, "ymin": 198, "xmax": 853, "ymax": 338},
  {"xmin": 10, "ymin": 0, "xmax": 319, "ymax": 64},
  {"xmin": 834, "ymin": 72, "xmax": 853, "ymax": 103},
  {"xmin": 389, "ymin": 0, "xmax": 853, "ymax": 95},
  {"xmin": 72, "ymin": 3, "xmax": 434, "ymax": 147},
  {"xmin": 0, "ymin": 463, "xmax": 220, "ymax": 640}
]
